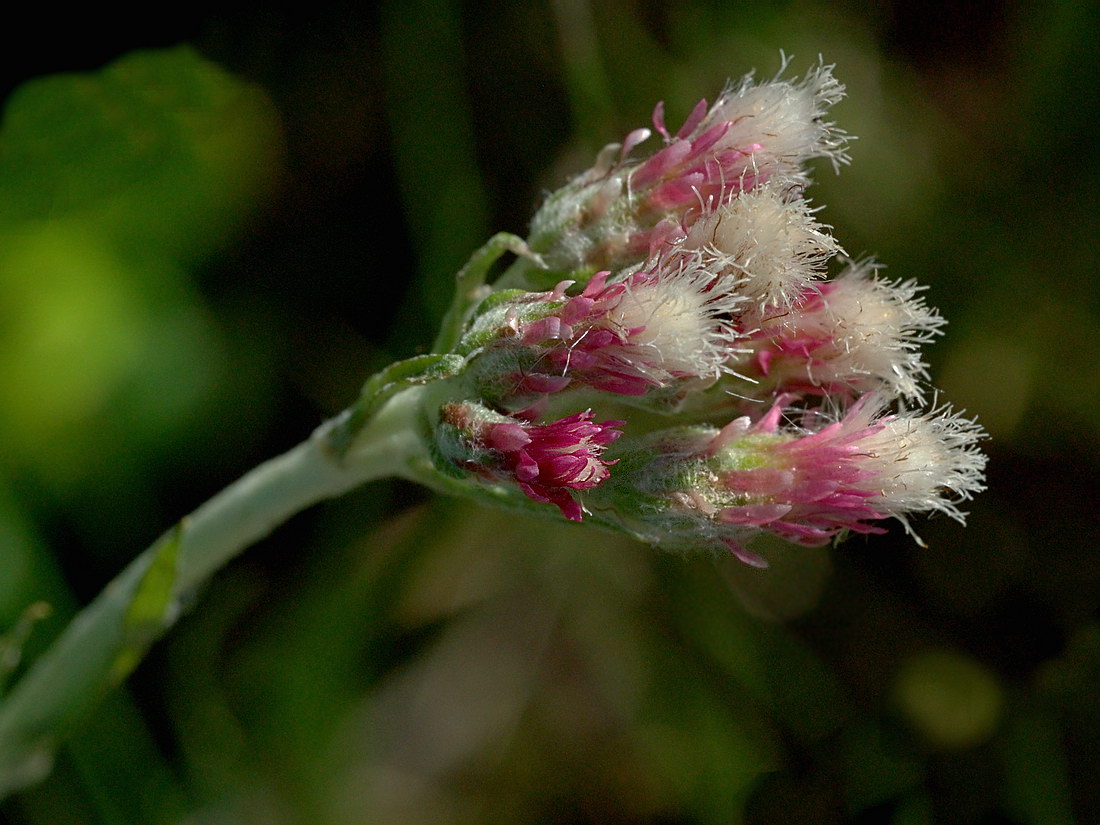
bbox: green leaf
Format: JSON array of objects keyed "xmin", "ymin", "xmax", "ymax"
[
  {"xmin": 330, "ymin": 353, "xmax": 465, "ymax": 457},
  {"xmin": 0, "ymin": 603, "xmax": 53, "ymax": 697},
  {"xmin": 358, "ymin": 353, "xmax": 466, "ymax": 402},
  {"xmin": 0, "ymin": 45, "xmax": 281, "ymax": 260},
  {"xmin": 0, "ymin": 47, "xmax": 282, "ymax": 488},
  {"xmin": 108, "ymin": 527, "xmax": 182, "ymax": 685}
]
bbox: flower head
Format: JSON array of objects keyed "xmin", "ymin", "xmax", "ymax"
[
  {"xmin": 437, "ymin": 403, "xmax": 623, "ymax": 521},
  {"xmin": 637, "ymin": 59, "xmax": 849, "ymax": 213},
  {"xmin": 731, "ymin": 261, "xmax": 945, "ymax": 402},
  {"xmin": 464, "ymin": 252, "xmax": 743, "ymax": 408},
  {"xmin": 519, "ymin": 60, "xmax": 850, "ymax": 280},
  {"xmin": 594, "ymin": 395, "xmax": 986, "ymax": 566},
  {"xmin": 682, "ymin": 179, "xmax": 842, "ymax": 311}
]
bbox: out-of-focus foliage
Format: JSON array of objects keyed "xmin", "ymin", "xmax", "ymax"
[
  {"xmin": 0, "ymin": 47, "xmax": 282, "ymax": 491},
  {"xmin": 1, "ymin": 2, "xmax": 1098, "ymax": 824}
]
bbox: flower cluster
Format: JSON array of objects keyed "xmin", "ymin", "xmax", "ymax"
[{"xmin": 430, "ymin": 59, "xmax": 986, "ymax": 561}]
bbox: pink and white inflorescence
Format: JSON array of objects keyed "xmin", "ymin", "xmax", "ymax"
[
  {"xmin": 519, "ymin": 60, "xmax": 849, "ymax": 278},
  {"xmin": 707, "ymin": 396, "xmax": 986, "ymax": 563},
  {"xmin": 585, "ymin": 395, "xmax": 986, "ymax": 567},
  {"xmin": 436, "ymin": 58, "xmax": 986, "ymax": 563}
]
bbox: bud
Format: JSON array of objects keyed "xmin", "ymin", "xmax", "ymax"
[
  {"xmin": 436, "ymin": 402, "xmax": 623, "ymax": 522},
  {"xmin": 593, "ymin": 395, "xmax": 986, "ymax": 566}
]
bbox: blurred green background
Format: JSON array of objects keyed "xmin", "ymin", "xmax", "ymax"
[{"xmin": 1, "ymin": 2, "xmax": 1097, "ymax": 823}]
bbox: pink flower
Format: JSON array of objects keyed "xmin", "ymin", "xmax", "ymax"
[
  {"xmin": 522, "ymin": 61, "xmax": 849, "ymax": 277},
  {"xmin": 733, "ymin": 262, "xmax": 944, "ymax": 402},
  {"xmin": 592, "ymin": 394, "xmax": 986, "ymax": 567},
  {"xmin": 438, "ymin": 403, "xmax": 624, "ymax": 522},
  {"xmin": 633, "ymin": 61, "xmax": 848, "ymax": 214},
  {"xmin": 632, "ymin": 98, "xmax": 765, "ymax": 212},
  {"xmin": 494, "ymin": 257, "xmax": 741, "ymax": 404},
  {"xmin": 485, "ymin": 411, "xmax": 623, "ymax": 521},
  {"xmin": 708, "ymin": 395, "xmax": 987, "ymax": 559}
]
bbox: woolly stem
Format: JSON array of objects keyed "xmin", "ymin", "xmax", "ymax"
[{"xmin": 0, "ymin": 386, "xmax": 428, "ymax": 798}]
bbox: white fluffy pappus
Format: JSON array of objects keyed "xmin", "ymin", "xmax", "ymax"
[
  {"xmin": 708, "ymin": 58, "xmax": 852, "ymax": 176},
  {"xmin": 684, "ymin": 180, "xmax": 843, "ymax": 309},
  {"xmin": 760, "ymin": 260, "xmax": 946, "ymax": 401},
  {"xmin": 809, "ymin": 394, "xmax": 988, "ymax": 528},
  {"xmin": 601, "ymin": 255, "xmax": 746, "ymax": 381}
]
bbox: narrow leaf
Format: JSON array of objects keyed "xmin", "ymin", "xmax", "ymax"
[{"xmin": 108, "ymin": 526, "xmax": 182, "ymax": 685}]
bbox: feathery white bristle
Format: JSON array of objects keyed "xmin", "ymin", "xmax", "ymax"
[
  {"xmin": 711, "ymin": 59, "xmax": 851, "ymax": 173},
  {"xmin": 759, "ymin": 260, "xmax": 945, "ymax": 400},
  {"xmin": 605, "ymin": 257, "xmax": 742, "ymax": 379},
  {"xmin": 685, "ymin": 181, "xmax": 842, "ymax": 308},
  {"xmin": 845, "ymin": 400, "xmax": 989, "ymax": 523}
]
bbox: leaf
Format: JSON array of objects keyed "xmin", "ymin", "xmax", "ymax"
[
  {"xmin": 0, "ymin": 47, "xmax": 282, "ymax": 486},
  {"xmin": 330, "ymin": 353, "xmax": 466, "ymax": 457},
  {"xmin": 108, "ymin": 526, "xmax": 182, "ymax": 685},
  {"xmin": 0, "ymin": 603, "xmax": 53, "ymax": 697},
  {"xmin": 0, "ymin": 45, "xmax": 282, "ymax": 261}
]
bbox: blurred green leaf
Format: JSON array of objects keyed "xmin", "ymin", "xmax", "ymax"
[
  {"xmin": 0, "ymin": 45, "xmax": 281, "ymax": 259},
  {"xmin": 0, "ymin": 603, "xmax": 52, "ymax": 697},
  {"xmin": 0, "ymin": 47, "xmax": 282, "ymax": 489}
]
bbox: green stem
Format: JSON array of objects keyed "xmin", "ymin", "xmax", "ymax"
[
  {"xmin": 0, "ymin": 386, "xmax": 428, "ymax": 799},
  {"xmin": 432, "ymin": 232, "xmax": 543, "ymax": 352}
]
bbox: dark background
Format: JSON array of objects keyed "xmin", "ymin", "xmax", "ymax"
[{"xmin": 1, "ymin": 1, "xmax": 1097, "ymax": 823}]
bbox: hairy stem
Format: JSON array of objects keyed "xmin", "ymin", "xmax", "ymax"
[{"xmin": 0, "ymin": 386, "xmax": 428, "ymax": 798}]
